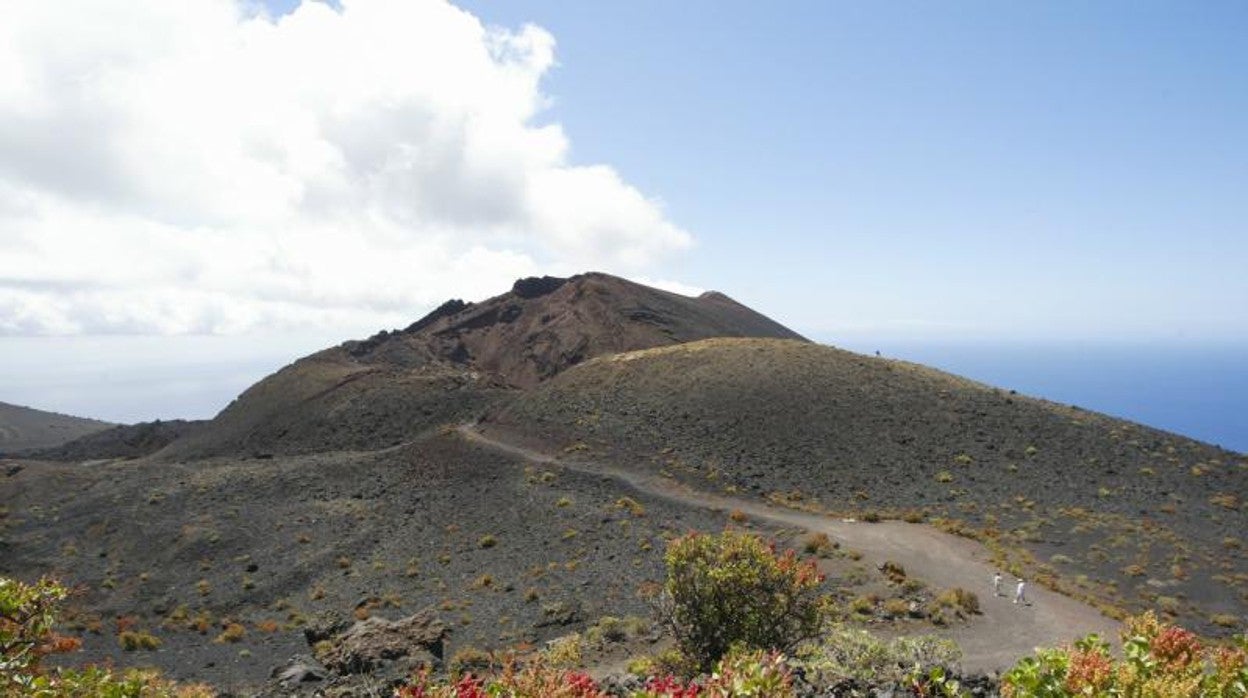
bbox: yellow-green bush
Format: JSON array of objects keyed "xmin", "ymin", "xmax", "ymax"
[
  {"xmin": 655, "ymin": 530, "xmax": 832, "ymax": 672},
  {"xmin": 118, "ymin": 630, "xmax": 162, "ymax": 651}
]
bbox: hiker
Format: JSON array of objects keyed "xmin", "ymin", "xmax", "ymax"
[
  {"xmin": 993, "ymin": 571, "xmax": 1003, "ymax": 597},
  {"xmin": 1014, "ymin": 578, "xmax": 1027, "ymax": 605}
]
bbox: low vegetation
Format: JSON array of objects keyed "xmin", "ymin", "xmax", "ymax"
[
  {"xmin": 10, "ymin": 526, "xmax": 1248, "ymax": 698},
  {"xmin": 1001, "ymin": 612, "xmax": 1248, "ymax": 697},
  {"xmin": 652, "ymin": 530, "xmax": 832, "ymax": 671},
  {"xmin": 0, "ymin": 577, "xmax": 210, "ymax": 697},
  {"xmin": 399, "ymin": 650, "xmax": 795, "ymax": 697}
]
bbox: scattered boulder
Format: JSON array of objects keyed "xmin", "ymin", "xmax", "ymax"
[
  {"xmin": 535, "ymin": 600, "xmax": 582, "ymax": 628},
  {"xmin": 270, "ymin": 655, "xmax": 328, "ymax": 687},
  {"xmin": 314, "ymin": 610, "xmax": 449, "ymax": 676},
  {"xmin": 303, "ymin": 614, "xmax": 352, "ymax": 646}
]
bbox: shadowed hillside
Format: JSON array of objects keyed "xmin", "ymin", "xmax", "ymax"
[
  {"xmin": 0, "ymin": 401, "xmax": 113, "ymax": 454},
  {"xmin": 23, "ymin": 419, "xmax": 205, "ymax": 461},
  {"xmin": 490, "ymin": 338, "xmax": 1247, "ymax": 634},
  {"xmin": 161, "ymin": 273, "xmax": 804, "ymax": 460}
]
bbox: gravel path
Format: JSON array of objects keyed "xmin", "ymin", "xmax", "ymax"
[{"xmin": 458, "ymin": 423, "xmax": 1120, "ymax": 673}]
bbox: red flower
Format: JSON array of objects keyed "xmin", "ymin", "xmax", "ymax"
[
  {"xmin": 644, "ymin": 674, "xmax": 702, "ymax": 697},
  {"xmin": 1151, "ymin": 626, "xmax": 1201, "ymax": 670}
]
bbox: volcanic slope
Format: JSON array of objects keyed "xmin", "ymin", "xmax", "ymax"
[
  {"xmin": 24, "ymin": 419, "xmax": 205, "ymax": 462},
  {"xmin": 161, "ymin": 272, "xmax": 803, "ymax": 460},
  {"xmin": 2, "ymin": 429, "xmax": 739, "ymax": 690},
  {"xmin": 0, "ymin": 401, "xmax": 113, "ymax": 454},
  {"xmin": 6, "ymin": 275, "xmax": 1244, "ymax": 692},
  {"xmin": 489, "ymin": 337, "xmax": 1248, "ymax": 635}
]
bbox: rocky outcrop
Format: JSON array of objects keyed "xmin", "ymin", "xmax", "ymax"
[
  {"xmin": 511, "ymin": 275, "xmax": 568, "ymax": 299},
  {"xmin": 270, "ymin": 655, "xmax": 328, "ymax": 688},
  {"xmin": 314, "ymin": 611, "xmax": 449, "ymax": 676}
]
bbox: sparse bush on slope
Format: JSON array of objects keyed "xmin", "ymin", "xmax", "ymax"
[{"xmin": 653, "ymin": 530, "xmax": 833, "ymax": 672}]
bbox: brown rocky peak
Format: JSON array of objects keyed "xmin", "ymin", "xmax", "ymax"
[{"xmin": 355, "ymin": 272, "xmax": 805, "ymax": 387}]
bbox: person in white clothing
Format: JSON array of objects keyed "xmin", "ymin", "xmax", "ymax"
[
  {"xmin": 1014, "ymin": 578, "xmax": 1027, "ymax": 605},
  {"xmin": 993, "ymin": 572, "xmax": 1003, "ymax": 597}
]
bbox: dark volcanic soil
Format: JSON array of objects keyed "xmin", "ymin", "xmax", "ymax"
[
  {"xmin": 0, "ymin": 432, "xmax": 733, "ymax": 691},
  {"xmin": 491, "ymin": 338, "xmax": 1248, "ymax": 635}
]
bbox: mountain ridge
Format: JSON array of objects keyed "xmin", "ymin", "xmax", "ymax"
[
  {"xmin": 0, "ymin": 400, "xmax": 114, "ymax": 454},
  {"xmin": 157, "ymin": 272, "xmax": 804, "ymax": 460}
]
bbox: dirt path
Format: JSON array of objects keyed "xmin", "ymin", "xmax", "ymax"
[{"xmin": 457, "ymin": 424, "xmax": 1119, "ymax": 673}]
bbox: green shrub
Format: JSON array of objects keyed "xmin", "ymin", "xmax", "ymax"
[
  {"xmin": 879, "ymin": 560, "xmax": 906, "ymax": 583},
  {"xmin": 802, "ymin": 532, "xmax": 837, "ymax": 557},
  {"xmin": 1211, "ymin": 613, "xmax": 1240, "ymax": 629},
  {"xmin": 901, "ymin": 578, "xmax": 927, "ymax": 594},
  {"xmin": 1002, "ymin": 613, "xmax": 1248, "ymax": 697},
  {"xmin": 585, "ymin": 616, "xmax": 628, "ymax": 645},
  {"xmin": 399, "ymin": 650, "xmax": 794, "ymax": 696},
  {"xmin": 543, "ymin": 633, "xmax": 584, "ymax": 667},
  {"xmin": 118, "ymin": 630, "xmax": 162, "ymax": 651},
  {"xmin": 882, "ymin": 598, "xmax": 911, "ymax": 618},
  {"xmin": 615, "ymin": 497, "xmax": 646, "ymax": 517},
  {"xmin": 1, "ymin": 576, "xmax": 73, "ymax": 685},
  {"xmin": 213, "ymin": 622, "xmax": 245, "ymax": 644},
  {"xmin": 0, "ymin": 576, "xmax": 211, "ymax": 696},
  {"xmin": 850, "ymin": 596, "xmax": 875, "ymax": 616},
  {"xmin": 935, "ymin": 587, "xmax": 980, "ymax": 617},
  {"xmin": 704, "ymin": 649, "xmax": 794, "ymax": 696},
  {"xmin": 655, "ymin": 530, "xmax": 832, "ymax": 672},
  {"xmin": 797, "ymin": 625, "xmax": 962, "ymax": 684}
]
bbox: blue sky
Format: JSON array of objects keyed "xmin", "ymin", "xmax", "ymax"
[
  {"xmin": 1, "ymin": 0, "xmax": 1245, "ymax": 434},
  {"xmin": 457, "ymin": 0, "xmax": 1248, "ymax": 341}
]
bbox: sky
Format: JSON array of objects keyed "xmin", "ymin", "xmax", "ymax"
[{"xmin": 1, "ymin": 1, "xmax": 1246, "ymax": 433}]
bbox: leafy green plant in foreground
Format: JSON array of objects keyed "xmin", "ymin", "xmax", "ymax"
[
  {"xmin": 1, "ymin": 576, "xmax": 211, "ymax": 697},
  {"xmin": 1002, "ymin": 611, "xmax": 1248, "ymax": 697},
  {"xmin": 399, "ymin": 649, "xmax": 794, "ymax": 697},
  {"xmin": 1, "ymin": 576, "xmax": 81, "ymax": 695}
]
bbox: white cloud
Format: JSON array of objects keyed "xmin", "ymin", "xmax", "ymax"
[
  {"xmin": 628, "ymin": 276, "xmax": 705, "ymax": 298},
  {"xmin": 0, "ymin": 0, "xmax": 692, "ymax": 336}
]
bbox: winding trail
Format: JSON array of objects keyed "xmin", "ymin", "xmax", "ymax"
[{"xmin": 457, "ymin": 423, "xmax": 1119, "ymax": 673}]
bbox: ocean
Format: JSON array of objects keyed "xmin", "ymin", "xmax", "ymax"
[{"xmin": 833, "ymin": 340, "xmax": 1248, "ymax": 455}]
